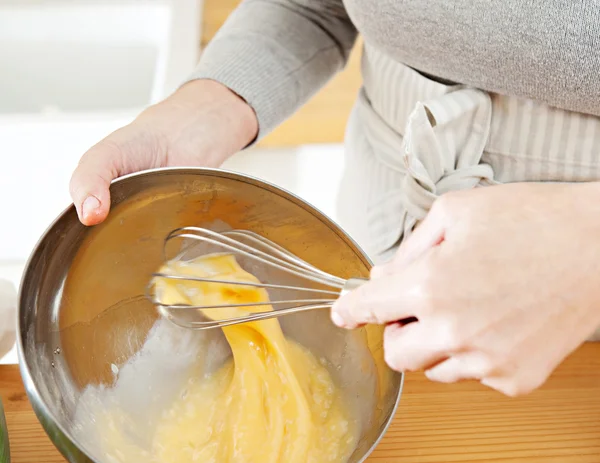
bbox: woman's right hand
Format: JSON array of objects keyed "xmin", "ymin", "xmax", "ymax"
[{"xmin": 69, "ymin": 79, "xmax": 258, "ymax": 226}]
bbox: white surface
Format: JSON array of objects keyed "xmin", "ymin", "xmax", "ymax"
[{"xmin": 224, "ymin": 144, "xmax": 345, "ymax": 221}]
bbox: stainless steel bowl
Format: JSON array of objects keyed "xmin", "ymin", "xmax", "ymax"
[{"xmin": 17, "ymin": 168, "xmax": 403, "ymax": 462}]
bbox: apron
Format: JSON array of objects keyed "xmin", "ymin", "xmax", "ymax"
[{"xmin": 336, "ymin": 44, "xmax": 600, "ymax": 341}]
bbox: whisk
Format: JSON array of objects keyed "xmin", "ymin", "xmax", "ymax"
[{"xmin": 147, "ymin": 227, "xmax": 368, "ymax": 330}]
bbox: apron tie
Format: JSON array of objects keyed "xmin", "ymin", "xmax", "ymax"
[
  {"xmin": 359, "ymin": 86, "xmax": 497, "ymax": 252},
  {"xmin": 401, "ymin": 90, "xmax": 497, "ymax": 224}
]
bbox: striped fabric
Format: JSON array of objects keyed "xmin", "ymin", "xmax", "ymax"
[{"xmin": 335, "ymin": 44, "xmax": 600, "ymax": 340}]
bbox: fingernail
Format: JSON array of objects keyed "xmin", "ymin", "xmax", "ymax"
[
  {"xmin": 331, "ymin": 312, "xmax": 345, "ymax": 327},
  {"xmin": 82, "ymin": 196, "xmax": 100, "ymax": 219}
]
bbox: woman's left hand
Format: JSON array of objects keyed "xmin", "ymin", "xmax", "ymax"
[{"xmin": 331, "ymin": 182, "xmax": 600, "ymax": 396}]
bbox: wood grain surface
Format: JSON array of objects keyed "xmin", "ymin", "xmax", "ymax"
[
  {"xmin": 2, "ymin": 343, "xmax": 600, "ymax": 462},
  {"xmin": 201, "ymin": 0, "xmax": 362, "ymax": 147}
]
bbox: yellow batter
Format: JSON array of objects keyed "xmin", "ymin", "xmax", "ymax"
[{"xmin": 89, "ymin": 253, "xmax": 358, "ymax": 463}]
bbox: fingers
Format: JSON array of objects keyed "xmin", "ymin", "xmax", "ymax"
[
  {"xmin": 369, "ymin": 261, "xmax": 394, "ymax": 279},
  {"xmin": 425, "ymin": 352, "xmax": 493, "ymax": 383},
  {"xmin": 383, "ymin": 323, "xmax": 448, "ymax": 372},
  {"xmin": 331, "ymin": 265, "xmax": 428, "ymax": 328},
  {"xmin": 69, "ymin": 140, "xmax": 121, "ymax": 226},
  {"xmin": 393, "ymin": 200, "xmax": 448, "ymax": 267},
  {"xmin": 481, "ymin": 372, "xmax": 547, "ymax": 397},
  {"xmin": 425, "ymin": 354, "xmax": 547, "ymax": 397}
]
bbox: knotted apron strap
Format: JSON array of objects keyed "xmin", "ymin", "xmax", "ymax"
[{"xmin": 359, "ymin": 86, "xmax": 497, "ymax": 244}]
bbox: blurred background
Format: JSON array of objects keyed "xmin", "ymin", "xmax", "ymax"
[{"xmin": 0, "ymin": 0, "xmax": 361, "ymax": 363}]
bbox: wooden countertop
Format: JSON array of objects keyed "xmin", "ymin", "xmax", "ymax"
[{"xmin": 2, "ymin": 343, "xmax": 600, "ymax": 462}]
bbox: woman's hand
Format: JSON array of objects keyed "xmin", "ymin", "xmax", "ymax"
[
  {"xmin": 331, "ymin": 182, "xmax": 600, "ymax": 396},
  {"xmin": 69, "ymin": 79, "xmax": 258, "ymax": 226}
]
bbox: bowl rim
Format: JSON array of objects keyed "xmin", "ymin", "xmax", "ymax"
[{"xmin": 17, "ymin": 166, "xmax": 404, "ymax": 463}]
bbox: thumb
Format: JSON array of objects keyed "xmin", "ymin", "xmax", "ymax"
[{"xmin": 69, "ymin": 139, "xmax": 121, "ymax": 226}]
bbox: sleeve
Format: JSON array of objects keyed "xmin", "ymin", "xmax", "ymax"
[{"xmin": 188, "ymin": 0, "xmax": 358, "ymax": 140}]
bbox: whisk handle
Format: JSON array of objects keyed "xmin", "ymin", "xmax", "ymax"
[{"xmin": 340, "ymin": 277, "xmax": 369, "ymax": 298}]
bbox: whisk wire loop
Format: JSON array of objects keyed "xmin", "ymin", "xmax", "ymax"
[
  {"xmin": 148, "ymin": 227, "xmax": 367, "ymax": 330},
  {"xmin": 166, "ymin": 228, "xmax": 346, "ymax": 288}
]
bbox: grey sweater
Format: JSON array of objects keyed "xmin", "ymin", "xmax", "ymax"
[{"xmin": 191, "ymin": 0, "xmax": 600, "ymax": 139}]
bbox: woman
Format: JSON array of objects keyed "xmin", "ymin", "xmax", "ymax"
[{"xmin": 69, "ymin": 1, "xmax": 600, "ymax": 397}]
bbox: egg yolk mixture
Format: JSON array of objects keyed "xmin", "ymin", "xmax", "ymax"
[{"xmin": 90, "ymin": 254, "xmax": 358, "ymax": 463}]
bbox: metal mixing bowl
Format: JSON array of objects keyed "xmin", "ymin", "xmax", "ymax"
[{"xmin": 17, "ymin": 168, "xmax": 403, "ymax": 462}]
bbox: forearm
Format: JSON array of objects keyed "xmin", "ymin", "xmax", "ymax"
[
  {"xmin": 188, "ymin": 0, "xmax": 358, "ymax": 140},
  {"xmin": 170, "ymin": 79, "xmax": 259, "ymax": 153}
]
